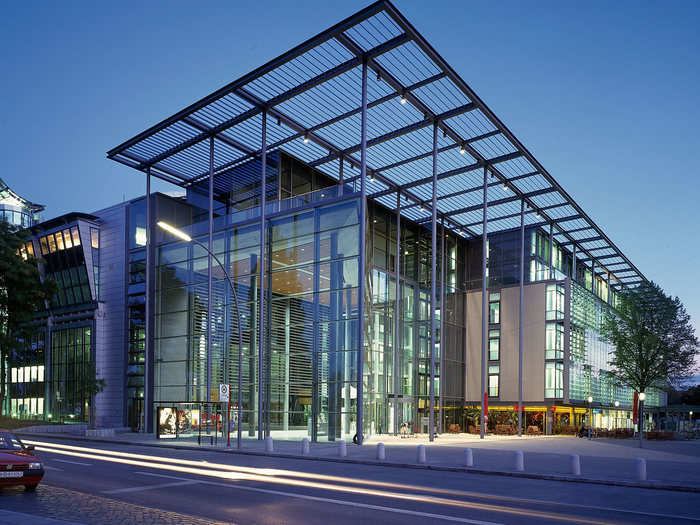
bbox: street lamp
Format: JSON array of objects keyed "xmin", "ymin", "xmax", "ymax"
[
  {"xmin": 638, "ymin": 392, "xmax": 646, "ymax": 448},
  {"xmin": 157, "ymin": 221, "xmax": 244, "ymax": 449},
  {"xmin": 587, "ymin": 396, "xmax": 593, "ymax": 440},
  {"xmin": 614, "ymin": 401, "xmax": 620, "ymax": 430}
]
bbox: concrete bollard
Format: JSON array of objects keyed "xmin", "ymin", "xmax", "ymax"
[
  {"xmin": 338, "ymin": 439, "xmax": 347, "ymax": 457},
  {"xmin": 635, "ymin": 457, "xmax": 647, "ymax": 481},
  {"xmin": 417, "ymin": 444, "xmax": 427, "ymax": 464},
  {"xmin": 301, "ymin": 438, "xmax": 310, "ymax": 456},
  {"xmin": 463, "ymin": 448, "xmax": 474, "ymax": 467},
  {"xmin": 264, "ymin": 436, "xmax": 274, "ymax": 453},
  {"xmin": 514, "ymin": 450, "xmax": 524, "ymax": 472},
  {"xmin": 376, "ymin": 442, "xmax": 386, "ymax": 461},
  {"xmin": 570, "ymin": 454, "xmax": 581, "ymax": 476}
]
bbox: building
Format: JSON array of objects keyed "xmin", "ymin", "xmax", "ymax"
[
  {"xmin": 7, "ymin": 1, "xmax": 665, "ymax": 438},
  {"xmin": 0, "ymin": 178, "xmax": 43, "ymax": 228}
]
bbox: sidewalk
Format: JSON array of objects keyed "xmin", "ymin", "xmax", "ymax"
[{"xmin": 18, "ymin": 429, "xmax": 700, "ymax": 492}]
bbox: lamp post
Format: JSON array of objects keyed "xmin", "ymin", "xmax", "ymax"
[
  {"xmin": 587, "ymin": 396, "xmax": 593, "ymax": 440},
  {"xmin": 690, "ymin": 410, "xmax": 694, "ymax": 433},
  {"xmin": 157, "ymin": 221, "xmax": 244, "ymax": 449},
  {"xmin": 614, "ymin": 400, "xmax": 619, "ymax": 430},
  {"xmin": 638, "ymin": 392, "xmax": 646, "ymax": 448}
]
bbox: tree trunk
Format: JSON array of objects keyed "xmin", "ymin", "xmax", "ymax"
[{"xmin": 0, "ymin": 350, "xmax": 6, "ymax": 416}]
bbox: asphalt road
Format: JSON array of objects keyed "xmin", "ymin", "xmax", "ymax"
[{"xmin": 1, "ymin": 437, "xmax": 700, "ymax": 525}]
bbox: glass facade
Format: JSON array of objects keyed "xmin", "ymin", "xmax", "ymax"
[
  {"xmin": 154, "ymin": 193, "xmax": 360, "ymax": 441},
  {"xmin": 569, "ymin": 281, "xmax": 664, "ymax": 407},
  {"xmin": 49, "ymin": 326, "xmax": 92, "ymax": 421}
]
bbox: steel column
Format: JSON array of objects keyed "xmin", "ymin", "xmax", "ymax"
[
  {"xmin": 357, "ymin": 58, "xmax": 368, "ymax": 445},
  {"xmin": 429, "ymin": 121, "xmax": 438, "ymax": 442},
  {"xmin": 258, "ymin": 110, "xmax": 267, "ymax": 440},
  {"xmin": 480, "ymin": 166, "xmax": 488, "ymax": 440},
  {"xmin": 339, "ymin": 155, "xmax": 344, "ymax": 197},
  {"xmin": 439, "ymin": 217, "xmax": 445, "ymax": 434},
  {"xmin": 572, "ymin": 245, "xmax": 577, "ymax": 282},
  {"xmin": 518, "ymin": 200, "xmax": 525, "ymax": 437},
  {"xmin": 549, "ymin": 222, "xmax": 554, "ymax": 279},
  {"xmin": 393, "ymin": 191, "xmax": 401, "ymax": 435},
  {"xmin": 144, "ymin": 168, "xmax": 152, "ymax": 433},
  {"xmin": 206, "ymin": 138, "xmax": 214, "ymax": 405},
  {"xmin": 591, "ymin": 260, "xmax": 596, "ymax": 294}
]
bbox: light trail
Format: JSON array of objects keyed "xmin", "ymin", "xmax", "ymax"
[{"xmin": 33, "ymin": 441, "xmax": 618, "ymax": 525}]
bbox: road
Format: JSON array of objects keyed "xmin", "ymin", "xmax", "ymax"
[{"xmin": 1, "ymin": 437, "xmax": 699, "ymax": 525}]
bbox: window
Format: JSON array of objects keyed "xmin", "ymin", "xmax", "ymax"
[
  {"xmin": 488, "ymin": 292, "xmax": 500, "ymax": 324},
  {"xmin": 545, "ymin": 362, "xmax": 563, "ymax": 398},
  {"xmin": 71, "ymin": 226, "xmax": 81, "ymax": 246},
  {"xmin": 488, "ymin": 329, "xmax": 500, "ymax": 361},
  {"xmin": 488, "ymin": 365, "xmax": 500, "ymax": 397},
  {"xmin": 546, "ymin": 284, "xmax": 565, "ymax": 320},
  {"xmin": 545, "ymin": 322, "xmax": 564, "ymax": 359}
]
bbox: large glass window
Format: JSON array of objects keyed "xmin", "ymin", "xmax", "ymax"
[
  {"xmin": 545, "ymin": 322, "xmax": 564, "ymax": 359},
  {"xmin": 488, "ymin": 292, "xmax": 500, "ymax": 324},
  {"xmin": 488, "ymin": 329, "xmax": 500, "ymax": 361},
  {"xmin": 488, "ymin": 365, "xmax": 500, "ymax": 397},
  {"xmin": 545, "ymin": 361, "xmax": 563, "ymax": 398},
  {"xmin": 50, "ymin": 326, "xmax": 92, "ymax": 421},
  {"xmin": 546, "ymin": 283, "xmax": 565, "ymax": 320}
]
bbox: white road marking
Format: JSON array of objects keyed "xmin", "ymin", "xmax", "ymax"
[
  {"xmin": 135, "ymin": 470, "xmax": 700, "ymax": 523},
  {"xmin": 134, "ymin": 471, "xmax": 503, "ymax": 525},
  {"xmin": 53, "ymin": 459, "xmax": 92, "ymax": 466},
  {"xmin": 42, "ymin": 465, "xmax": 64, "ymax": 471},
  {"xmin": 102, "ymin": 480, "xmax": 201, "ymax": 494}
]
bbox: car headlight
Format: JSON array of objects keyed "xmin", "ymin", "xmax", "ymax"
[{"xmin": 28, "ymin": 462, "xmax": 42, "ymax": 470}]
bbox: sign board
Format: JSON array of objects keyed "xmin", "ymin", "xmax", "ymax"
[{"xmin": 219, "ymin": 384, "xmax": 230, "ymax": 403}]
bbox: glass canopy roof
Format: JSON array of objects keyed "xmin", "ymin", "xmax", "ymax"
[{"xmin": 107, "ymin": 0, "xmax": 645, "ymax": 290}]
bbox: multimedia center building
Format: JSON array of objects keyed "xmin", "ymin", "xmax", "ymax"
[{"xmin": 8, "ymin": 1, "xmax": 665, "ymax": 440}]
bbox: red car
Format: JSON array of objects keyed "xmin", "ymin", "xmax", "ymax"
[{"xmin": 0, "ymin": 430, "xmax": 44, "ymax": 491}]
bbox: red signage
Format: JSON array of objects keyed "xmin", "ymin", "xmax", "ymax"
[{"xmin": 632, "ymin": 391, "xmax": 639, "ymax": 424}]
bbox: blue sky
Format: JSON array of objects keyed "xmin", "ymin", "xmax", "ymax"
[{"xmin": 2, "ymin": 0, "xmax": 699, "ymax": 341}]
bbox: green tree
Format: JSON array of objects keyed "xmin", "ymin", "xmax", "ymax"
[
  {"xmin": 81, "ymin": 360, "xmax": 106, "ymax": 428},
  {"xmin": 601, "ymin": 281, "xmax": 698, "ymax": 447},
  {"xmin": 0, "ymin": 221, "xmax": 55, "ymax": 415}
]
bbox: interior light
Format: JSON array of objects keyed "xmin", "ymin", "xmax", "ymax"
[
  {"xmin": 303, "ymin": 134, "xmax": 309, "ymax": 144},
  {"xmin": 370, "ymin": 174, "xmax": 375, "ymax": 181},
  {"xmin": 459, "ymin": 145, "xmax": 466, "ymax": 155},
  {"xmin": 400, "ymin": 94, "xmax": 407, "ymax": 104},
  {"xmin": 503, "ymin": 184, "xmax": 508, "ymax": 192},
  {"xmin": 639, "ymin": 392, "xmax": 646, "ymax": 401}
]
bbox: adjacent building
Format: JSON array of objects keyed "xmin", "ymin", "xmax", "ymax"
[{"xmin": 5, "ymin": 1, "xmax": 665, "ymax": 439}]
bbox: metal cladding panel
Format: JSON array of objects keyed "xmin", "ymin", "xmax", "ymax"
[{"xmin": 92, "ymin": 202, "xmax": 128, "ymax": 428}]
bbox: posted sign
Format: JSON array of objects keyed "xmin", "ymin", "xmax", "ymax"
[{"xmin": 219, "ymin": 384, "xmax": 230, "ymax": 402}]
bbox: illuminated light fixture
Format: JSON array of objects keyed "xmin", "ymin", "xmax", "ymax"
[
  {"xmin": 376, "ymin": 71, "xmax": 381, "ymax": 81},
  {"xmin": 370, "ymin": 173, "xmax": 375, "ymax": 181},
  {"xmin": 459, "ymin": 145, "xmax": 466, "ymax": 155},
  {"xmin": 587, "ymin": 396, "xmax": 593, "ymax": 403},
  {"xmin": 503, "ymin": 184, "xmax": 508, "ymax": 192},
  {"xmin": 639, "ymin": 392, "xmax": 646, "ymax": 401},
  {"xmin": 400, "ymin": 93, "xmax": 407, "ymax": 104},
  {"xmin": 536, "ymin": 210, "xmax": 541, "ymax": 218},
  {"xmin": 303, "ymin": 134, "xmax": 309, "ymax": 144},
  {"xmin": 157, "ymin": 221, "xmax": 191, "ymax": 242},
  {"xmin": 614, "ymin": 401, "xmax": 620, "ymax": 407}
]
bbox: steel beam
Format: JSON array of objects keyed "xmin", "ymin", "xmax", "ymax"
[{"xmin": 518, "ymin": 199, "xmax": 524, "ymax": 437}]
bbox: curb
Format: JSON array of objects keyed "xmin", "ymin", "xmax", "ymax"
[{"xmin": 17, "ymin": 432, "xmax": 700, "ymax": 494}]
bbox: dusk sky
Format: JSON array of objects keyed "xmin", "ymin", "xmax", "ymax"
[{"xmin": 2, "ymin": 1, "xmax": 699, "ymax": 340}]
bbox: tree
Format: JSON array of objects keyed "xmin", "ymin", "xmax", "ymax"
[
  {"xmin": 80, "ymin": 360, "xmax": 106, "ymax": 429},
  {"xmin": 601, "ymin": 281, "xmax": 698, "ymax": 447},
  {"xmin": 0, "ymin": 221, "xmax": 55, "ymax": 416}
]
